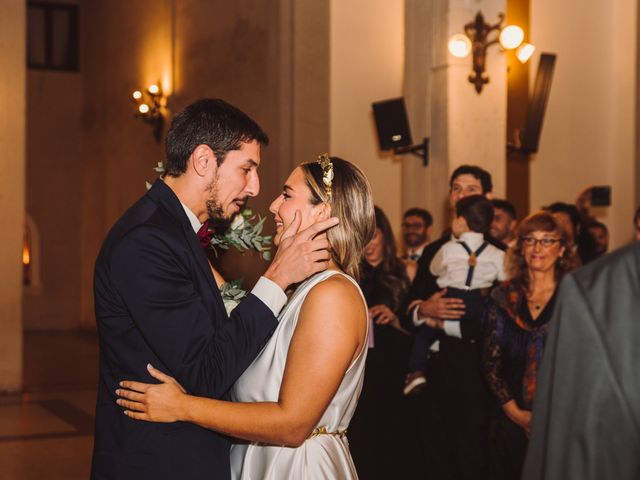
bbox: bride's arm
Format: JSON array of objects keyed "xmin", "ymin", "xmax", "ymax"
[{"xmin": 117, "ymin": 275, "xmax": 366, "ymax": 447}]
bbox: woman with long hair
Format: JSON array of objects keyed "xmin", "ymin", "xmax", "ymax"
[
  {"xmin": 349, "ymin": 206, "xmax": 424, "ymax": 479},
  {"xmin": 483, "ymin": 212, "xmax": 579, "ymax": 480}
]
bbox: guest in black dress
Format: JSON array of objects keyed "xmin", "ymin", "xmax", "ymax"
[
  {"xmin": 483, "ymin": 212, "xmax": 579, "ymax": 480},
  {"xmin": 349, "ymin": 206, "xmax": 424, "ymax": 479}
]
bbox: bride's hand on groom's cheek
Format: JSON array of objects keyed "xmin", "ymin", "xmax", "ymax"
[
  {"xmin": 265, "ymin": 210, "xmax": 339, "ymax": 290},
  {"xmin": 116, "ymin": 364, "xmax": 186, "ymax": 423}
]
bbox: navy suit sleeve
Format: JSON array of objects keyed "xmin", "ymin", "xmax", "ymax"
[
  {"xmin": 109, "ymin": 226, "xmax": 277, "ymax": 398},
  {"xmin": 399, "ymin": 240, "xmax": 445, "ymax": 331}
]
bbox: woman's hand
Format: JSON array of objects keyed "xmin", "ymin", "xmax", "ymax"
[
  {"xmin": 502, "ymin": 400, "xmax": 532, "ymax": 435},
  {"xmin": 116, "ymin": 364, "xmax": 188, "ymax": 423},
  {"xmin": 369, "ymin": 304, "xmax": 399, "ymax": 327}
]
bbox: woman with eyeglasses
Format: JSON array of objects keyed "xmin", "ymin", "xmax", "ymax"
[{"xmin": 482, "ymin": 212, "xmax": 579, "ymax": 480}]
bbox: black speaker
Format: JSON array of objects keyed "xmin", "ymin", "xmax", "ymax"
[
  {"xmin": 521, "ymin": 53, "xmax": 556, "ymax": 154},
  {"xmin": 372, "ymin": 98, "xmax": 413, "ymax": 151}
]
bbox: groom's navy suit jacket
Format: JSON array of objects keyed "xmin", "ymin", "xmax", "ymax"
[{"xmin": 91, "ymin": 180, "xmax": 278, "ymax": 479}]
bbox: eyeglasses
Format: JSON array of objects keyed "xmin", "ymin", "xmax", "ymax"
[{"xmin": 521, "ymin": 236, "xmax": 562, "ymax": 248}]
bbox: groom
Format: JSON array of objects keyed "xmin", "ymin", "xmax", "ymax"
[{"xmin": 91, "ymin": 99, "xmax": 337, "ymax": 479}]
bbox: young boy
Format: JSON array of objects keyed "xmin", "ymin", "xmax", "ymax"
[{"xmin": 404, "ymin": 195, "xmax": 505, "ymax": 395}]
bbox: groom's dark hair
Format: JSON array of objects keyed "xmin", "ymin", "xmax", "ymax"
[{"xmin": 164, "ymin": 98, "xmax": 269, "ymax": 177}]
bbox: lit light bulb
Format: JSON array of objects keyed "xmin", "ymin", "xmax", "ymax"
[
  {"xmin": 132, "ymin": 90, "xmax": 142, "ymax": 100},
  {"xmin": 139, "ymin": 104, "xmax": 150, "ymax": 114},
  {"xmin": 148, "ymin": 84, "xmax": 160, "ymax": 95},
  {"xmin": 516, "ymin": 43, "xmax": 535, "ymax": 63},
  {"xmin": 22, "ymin": 244, "xmax": 30, "ymax": 265},
  {"xmin": 448, "ymin": 33, "xmax": 472, "ymax": 58},
  {"xmin": 499, "ymin": 25, "xmax": 524, "ymax": 49}
]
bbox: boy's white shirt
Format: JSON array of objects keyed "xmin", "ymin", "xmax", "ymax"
[
  {"xmin": 430, "ymin": 231, "xmax": 506, "ymax": 289},
  {"xmin": 413, "ymin": 231, "xmax": 506, "ymax": 340}
]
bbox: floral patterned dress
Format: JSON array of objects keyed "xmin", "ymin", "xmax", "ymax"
[{"xmin": 482, "ymin": 281, "xmax": 558, "ymax": 480}]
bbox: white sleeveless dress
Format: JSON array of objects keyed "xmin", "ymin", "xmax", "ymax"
[{"xmin": 229, "ymin": 270, "xmax": 368, "ymax": 479}]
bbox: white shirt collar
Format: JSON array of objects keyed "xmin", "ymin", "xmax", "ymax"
[
  {"xmin": 180, "ymin": 202, "xmax": 203, "ymax": 234},
  {"xmin": 457, "ymin": 231, "xmax": 485, "ymax": 248},
  {"xmin": 407, "ymin": 244, "xmax": 426, "ymax": 258}
]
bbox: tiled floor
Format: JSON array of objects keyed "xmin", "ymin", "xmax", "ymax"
[{"xmin": 0, "ymin": 332, "xmax": 98, "ymax": 480}]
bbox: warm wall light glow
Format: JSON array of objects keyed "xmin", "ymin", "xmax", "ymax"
[
  {"xmin": 139, "ymin": 104, "xmax": 150, "ymax": 114},
  {"xmin": 516, "ymin": 43, "xmax": 536, "ymax": 63},
  {"xmin": 22, "ymin": 243, "xmax": 30, "ymax": 265},
  {"xmin": 448, "ymin": 34, "xmax": 472, "ymax": 58},
  {"xmin": 148, "ymin": 84, "xmax": 160, "ymax": 95},
  {"xmin": 132, "ymin": 90, "xmax": 142, "ymax": 100},
  {"xmin": 499, "ymin": 25, "xmax": 524, "ymax": 49}
]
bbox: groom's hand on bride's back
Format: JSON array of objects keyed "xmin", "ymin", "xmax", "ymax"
[{"xmin": 264, "ymin": 210, "xmax": 338, "ymax": 291}]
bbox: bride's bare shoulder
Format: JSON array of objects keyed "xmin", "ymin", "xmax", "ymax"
[{"xmin": 301, "ymin": 273, "xmax": 365, "ymax": 316}]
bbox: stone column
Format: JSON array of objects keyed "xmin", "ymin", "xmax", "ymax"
[
  {"xmin": 0, "ymin": 0, "xmax": 26, "ymax": 394},
  {"xmin": 404, "ymin": 0, "xmax": 507, "ymax": 234}
]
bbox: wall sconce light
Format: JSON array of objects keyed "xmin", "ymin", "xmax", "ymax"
[
  {"xmin": 23, "ymin": 227, "xmax": 31, "ymax": 287},
  {"xmin": 131, "ymin": 83, "xmax": 167, "ymax": 142},
  {"xmin": 448, "ymin": 12, "xmax": 535, "ymax": 94}
]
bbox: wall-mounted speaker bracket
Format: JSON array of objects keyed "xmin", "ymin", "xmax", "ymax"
[{"xmin": 394, "ymin": 137, "xmax": 429, "ymax": 167}]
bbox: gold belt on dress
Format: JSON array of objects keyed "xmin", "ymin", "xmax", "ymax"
[{"xmin": 308, "ymin": 426, "xmax": 347, "ymax": 439}]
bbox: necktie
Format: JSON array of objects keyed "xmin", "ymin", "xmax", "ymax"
[{"xmin": 197, "ymin": 220, "xmax": 214, "ymax": 249}]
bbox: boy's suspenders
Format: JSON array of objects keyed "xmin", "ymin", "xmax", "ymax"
[{"xmin": 457, "ymin": 241, "xmax": 489, "ymax": 287}]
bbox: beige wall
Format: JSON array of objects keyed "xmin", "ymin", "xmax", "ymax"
[
  {"xmin": 25, "ymin": 69, "xmax": 83, "ymax": 329},
  {"xmin": 0, "ymin": 0, "xmax": 26, "ymax": 392},
  {"xmin": 23, "ymin": 1, "xmax": 84, "ymax": 330},
  {"xmin": 78, "ymin": 0, "xmax": 172, "ymax": 328},
  {"xmin": 447, "ymin": 0, "xmax": 506, "ymax": 198},
  {"xmin": 329, "ymin": 0, "xmax": 405, "ymax": 232},
  {"xmin": 531, "ymin": 0, "xmax": 638, "ymax": 248}
]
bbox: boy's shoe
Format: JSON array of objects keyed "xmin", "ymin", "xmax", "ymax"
[{"xmin": 403, "ymin": 370, "xmax": 427, "ymax": 396}]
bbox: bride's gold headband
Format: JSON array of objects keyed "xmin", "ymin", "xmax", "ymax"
[{"xmin": 317, "ymin": 153, "xmax": 333, "ymax": 200}]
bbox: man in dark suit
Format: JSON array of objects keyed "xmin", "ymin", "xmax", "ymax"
[
  {"xmin": 404, "ymin": 165, "xmax": 501, "ymax": 480},
  {"xmin": 523, "ymin": 242, "xmax": 640, "ymax": 480},
  {"xmin": 91, "ymin": 99, "xmax": 336, "ymax": 479}
]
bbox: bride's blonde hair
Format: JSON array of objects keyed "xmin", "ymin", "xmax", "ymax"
[{"xmin": 300, "ymin": 156, "xmax": 375, "ymax": 281}]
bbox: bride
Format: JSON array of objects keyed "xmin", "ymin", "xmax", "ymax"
[{"xmin": 116, "ymin": 155, "xmax": 375, "ymax": 479}]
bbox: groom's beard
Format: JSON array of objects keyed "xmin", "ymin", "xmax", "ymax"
[
  {"xmin": 205, "ymin": 178, "xmax": 226, "ymax": 223},
  {"xmin": 205, "ymin": 178, "xmax": 248, "ymax": 231}
]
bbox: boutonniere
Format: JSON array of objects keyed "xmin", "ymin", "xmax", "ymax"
[
  {"xmin": 219, "ymin": 279, "xmax": 248, "ymax": 315},
  {"xmin": 209, "ymin": 208, "xmax": 272, "ymax": 261}
]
